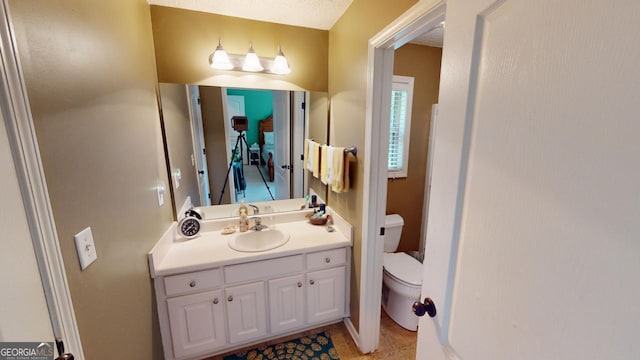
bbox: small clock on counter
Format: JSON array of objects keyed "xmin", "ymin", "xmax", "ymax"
[{"xmin": 178, "ymin": 214, "xmax": 201, "ymax": 239}]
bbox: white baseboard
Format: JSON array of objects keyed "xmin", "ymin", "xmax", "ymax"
[{"xmin": 343, "ymin": 317, "xmax": 360, "ymax": 350}]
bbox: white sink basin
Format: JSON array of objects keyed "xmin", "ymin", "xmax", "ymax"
[{"xmin": 228, "ymin": 228, "xmax": 290, "ymax": 252}]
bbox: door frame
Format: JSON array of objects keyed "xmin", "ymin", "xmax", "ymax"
[
  {"xmin": 0, "ymin": 1, "xmax": 84, "ymax": 357},
  {"xmin": 186, "ymin": 85, "xmax": 211, "ymax": 207},
  {"xmin": 272, "ymin": 90, "xmax": 291, "ymax": 200},
  {"xmin": 221, "ymin": 91, "xmax": 244, "ymax": 204},
  {"xmin": 291, "ymin": 91, "xmax": 306, "ymax": 199},
  {"xmin": 359, "ymin": 0, "xmax": 445, "ymax": 353}
]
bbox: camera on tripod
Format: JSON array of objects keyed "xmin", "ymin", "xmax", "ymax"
[
  {"xmin": 218, "ymin": 115, "xmax": 274, "ymax": 204},
  {"xmin": 231, "ymin": 116, "xmax": 248, "ymax": 132}
]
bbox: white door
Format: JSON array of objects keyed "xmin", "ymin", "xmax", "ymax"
[
  {"xmin": 417, "ymin": 0, "xmax": 640, "ymax": 359},
  {"xmin": 222, "ymin": 93, "xmax": 245, "ymax": 204},
  {"xmin": 291, "ymin": 91, "xmax": 306, "ymax": 198},
  {"xmin": 167, "ymin": 289, "xmax": 226, "ymax": 358},
  {"xmin": 187, "ymin": 85, "xmax": 210, "ymax": 206},
  {"xmin": 306, "ymin": 267, "xmax": 346, "ymax": 323},
  {"xmin": 225, "ymin": 282, "xmax": 267, "ymax": 344},
  {"xmin": 0, "ymin": 110, "xmax": 56, "ymax": 343},
  {"xmin": 268, "ymin": 274, "xmax": 305, "ymax": 333},
  {"xmin": 272, "ymin": 91, "xmax": 291, "ymax": 199}
]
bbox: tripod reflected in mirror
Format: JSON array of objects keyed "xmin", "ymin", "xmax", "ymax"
[{"xmin": 218, "ymin": 130, "xmax": 275, "ymax": 205}]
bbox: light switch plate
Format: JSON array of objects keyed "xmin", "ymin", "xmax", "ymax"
[{"xmin": 74, "ymin": 227, "xmax": 97, "ymax": 270}]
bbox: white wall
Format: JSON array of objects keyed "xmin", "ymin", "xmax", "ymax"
[{"xmin": 0, "ymin": 113, "xmax": 53, "ymax": 341}]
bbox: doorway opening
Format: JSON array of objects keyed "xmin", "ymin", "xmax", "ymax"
[{"xmin": 359, "ymin": 0, "xmax": 446, "ymax": 354}]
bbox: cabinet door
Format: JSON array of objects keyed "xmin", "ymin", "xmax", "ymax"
[
  {"xmin": 306, "ymin": 266, "xmax": 346, "ymax": 324},
  {"xmin": 226, "ymin": 282, "xmax": 267, "ymax": 344},
  {"xmin": 167, "ymin": 289, "xmax": 226, "ymax": 359},
  {"xmin": 268, "ymin": 274, "xmax": 305, "ymax": 333}
]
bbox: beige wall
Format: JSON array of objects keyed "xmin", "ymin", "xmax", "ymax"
[
  {"xmin": 151, "ymin": 6, "xmax": 328, "ymax": 92},
  {"xmin": 200, "ymin": 86, "xmax": 231, "ymax": 205},
  {"xmin": 328, "ymin": 0, "xmax": 419, "ymax": 331},
  {"xmin": 387, "ymin": 44, "xmax": 442, "ymax": 252},
  {"xmin": 8, "ymin": 0, "xmax": 172, "ymax": 359},
  {"xmin": 159, "ymin": 83, "xmax": 200, "ymax": 212}
]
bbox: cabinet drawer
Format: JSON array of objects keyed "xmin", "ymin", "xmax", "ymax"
[
  {"xmin": 164, "ymin": 268, "xmax": 222, "ymax": 297},
  {"xmin": 225, "ymin": 255, "xmax": 303, "ymax": 284},
  {"xmin": 306, "ymin": 248, "xmax": 347, "ymax": 270}
]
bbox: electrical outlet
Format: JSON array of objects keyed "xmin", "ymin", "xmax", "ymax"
[
  {"xmin": 157, "ymin": 183, "xmax": 165, "ymax": 207},
  {"xmin": 172, "ymin": 168, "xmax": 182, "ymax": 189},
  {"xmin": 74, "ymin": 227, "xmax": 97, "ymax": 270}
]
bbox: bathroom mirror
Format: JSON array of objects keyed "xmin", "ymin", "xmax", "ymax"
[{"xmin": 159, "ymin": 83, "xmax": 329, "ymax": 219}]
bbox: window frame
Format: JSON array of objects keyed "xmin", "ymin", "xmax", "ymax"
[{"xmin": 387, "ymin": 75, "xmax": 414, "ymax": 178}]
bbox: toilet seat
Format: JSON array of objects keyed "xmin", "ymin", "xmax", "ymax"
[{"xmin": 383, "ymin": 252, "xmax": 422, "ymax": 286}]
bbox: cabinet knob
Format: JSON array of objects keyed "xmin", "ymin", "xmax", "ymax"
[
  {"xmin": 213, "ymin": 298, "xmax": 219, "ymax": 304},
  {"xmin": 309, "ymin": 280, "xmax": 315, "ymax": 285},
  {"xmin": 189, "ymin": 281, "xmax": 196, "ymax": 288},
  {"xmin": 297, "ymin": 282, "xmax": 303, "ymax": 288},
  {"xmin": 325, "ymin": 257, "xmax": 331, "ymax": 263},
  {"xmin": 228, "ymin": 295, "xmax": 233, "ymax": 302}
]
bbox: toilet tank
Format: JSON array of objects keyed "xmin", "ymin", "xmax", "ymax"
[{"xmin": 384, "ymin": 214, "xmax": 404, "ymax": 253}]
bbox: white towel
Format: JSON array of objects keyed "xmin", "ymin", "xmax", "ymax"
[
  {"xmin": 312, "ymin": 142, "xmax": 321, "ymax": 178},
  {"xmin": 306, "ymin": 139, "xmax": 314, "ymax": 172},
  {"xmin": 325, "ymin": 146, "xmax": 335, "ymax": 185}
]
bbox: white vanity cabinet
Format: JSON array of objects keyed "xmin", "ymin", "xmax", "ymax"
[
  {"xmin": 154, "ymin": 245, "xmax": 350, "ymax": 360},
  {"xmin": 225, "ymin": 281, "xmax": 267, "ymax": 344},
  {"xmin": 306, "ymin": 248, "xmax": 347, "ymax": 323},
  {"xmin": 268, "ymin": 274, "xmax": 305, "ymax": 333},
  {"xmin": 307, "ymin": 267, "xmax": 346, "ymax": 323},
  {"xmin": 163, "ymin": 268, "xmax": 226, "ymax": 358},
  {"xmin": 166, "ymin": 289, "xmax": 226, "ymax": 359}
]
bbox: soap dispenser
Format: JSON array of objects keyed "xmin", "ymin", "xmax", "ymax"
[{"xmin": 238, "ymin": 200, "xmax": 249, "ymax": 232}]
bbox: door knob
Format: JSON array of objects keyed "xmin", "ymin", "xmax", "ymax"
[{"xmin": 412, "ymin": 297, "xmax": 437, "ymax": 318}]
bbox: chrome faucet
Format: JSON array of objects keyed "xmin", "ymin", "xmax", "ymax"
[
  {"xmin": 248, "ymin": 204, "xmax": 259, "ymax": 215},
  {"xmin": 249, "ymin": 216, "xmax": 269, "ymax": 231}
]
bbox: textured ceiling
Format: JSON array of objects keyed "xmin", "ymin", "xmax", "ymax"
[
  {"xmin": 409, "ymin": 23, "xmax": 445, "ymax": 48},
  {"xmin": 147, "ymin": 0, "xmax": 353, "ymax": 30}
]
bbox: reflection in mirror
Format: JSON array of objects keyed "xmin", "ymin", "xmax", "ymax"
[{"xmin": 159, "ymin": 83, "xmax": 329, "ymax": 219}]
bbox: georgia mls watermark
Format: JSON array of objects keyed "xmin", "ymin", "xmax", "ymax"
[{"xmin": 0, "ymin": 342, "xmax": 54, "ymax": 360}]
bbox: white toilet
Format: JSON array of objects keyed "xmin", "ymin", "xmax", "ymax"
[{"xmin": 382, "ymin": 214, "xmax": 423, "ymax": 331}]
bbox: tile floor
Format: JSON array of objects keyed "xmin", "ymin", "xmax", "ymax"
[{"xmin": 210, "ymin": 310, "xmax": 417, "ymax": 360}]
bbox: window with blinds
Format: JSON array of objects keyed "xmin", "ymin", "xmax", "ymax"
[{"xmin": 388, "ymin": 76, "xmax": 414, "ymax": 178}]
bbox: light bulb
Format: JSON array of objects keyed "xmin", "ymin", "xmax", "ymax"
[
  {"xmin": 242, "ymin": 43, "xmax": 263, "ymax": 72},
  {"xmin": 271, "ymin": 46, "xmax": 291, "ymax": 75},
  {"xmin": 209, "ymin": 40, "xmax": 233, "ymax": 70}
]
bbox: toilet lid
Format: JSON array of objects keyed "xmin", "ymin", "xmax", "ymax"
[{"xmin": 383, "ymin": 252, "xmax": 423, "ymax": 286}]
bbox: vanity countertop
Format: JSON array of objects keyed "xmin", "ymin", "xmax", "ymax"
[{"xmin": 149, "ymin": 209, "xmax": 352, "ymax": 277}]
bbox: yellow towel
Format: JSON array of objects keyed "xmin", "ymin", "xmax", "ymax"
[
  {"xmin": 312, "ymin": 141, "xmax": 321, "ymax": 178},
  {"xmin": 320, "ymin": 145, "xmax": 330, "ymax": 184},
  {"xmin": 331, "ymin": 147, "xmax": 345, "ymax": 192}
]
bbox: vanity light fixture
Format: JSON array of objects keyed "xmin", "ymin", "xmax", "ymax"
[
  {"xmin": 242, "ymin": 42, "xmax": 264, "ymax": 72},
  {"xmin": 271, "ymin": 45, "xmax": 291, "ymax": 75},
  {"xmin": 209, "ymin": 39, "xmax": 234, "ymax": 70},
  {"xmin": 208, "ymin": 40, "xmax": 291, "ymax": 75}
]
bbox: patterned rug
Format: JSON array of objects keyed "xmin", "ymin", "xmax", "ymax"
[{"xmin": 223, "ymin": 331, "xmax": 340, "ymax": 360}]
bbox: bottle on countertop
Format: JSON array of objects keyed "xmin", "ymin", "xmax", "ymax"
[{"xmin": 238, "ymin": 200, "xmax": 249, "ymax": 232}]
